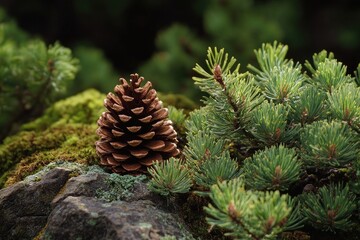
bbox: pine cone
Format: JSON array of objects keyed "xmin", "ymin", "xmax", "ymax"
[{"xmin": 96, "ymin": 74, "xmax": 180, "ymax": 173}]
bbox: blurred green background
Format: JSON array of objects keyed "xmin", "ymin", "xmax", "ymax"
[{"xmin": 0, "ymin": 0, "xmax": 359, "ymax": 100}]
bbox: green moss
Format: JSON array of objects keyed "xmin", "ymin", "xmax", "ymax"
[
  {"xmin": 0, "ymin": 89, "xmax": 105, "ymax": 188},
  {"xmin": 1, "ymin": 124, "xmax": 98, "ymax": 187},
  {"xmin": 21, "ymin": 89, "xmax": 104, "ymax": 131}
]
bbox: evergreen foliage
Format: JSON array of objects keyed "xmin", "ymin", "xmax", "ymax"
[
  {"xmin": 243, "ymin": 145, "xmax": 301, "ymax": 191},
  {"xmin": 183, "ymin": 131, "xmax": 226, "ymax": 163},
  {"xmin": 310, "ymin": 59, "xmax": 354, "ymax": 92},
  {"xmin": 300, "ymin": 183, "xmax": 356, "ymax": 232},
  {"xmin": 289, "ymin": 86, "xmax": 326, "ymax": 125},
  {"xmin": 194, "ymin": 151, "xmax": 240, "ymax": 189},
  {"xmin": 0, "ymin": 14, "xmax": 78, "ymax": 140},
  {"xmin": 355, "ymin": 63, "xmax": 360, "ymax": 86},
  {"xmin": 304, "ymin": 50, "xmax": 335, "ymax": 75},
  {"xmin": 148, "ymin": 158, "xmax": 192, "ymax": 197},
  {"xmin": 148, "ymin": 41, "xmax": 360, "ymax": 239},
  {"xmin": 327, "ymin": 83, "xmax": 360, "ymax": 129},
  {"xmin": 300, "ymin": 121, "xmax": 358, "ymax": 167},
  {"xmin": 250, "ymin": 101, "xmax": 298, "ymax": 145},
  {"xmin": 205, "ymin": 178, "xmax": 290, "ymax": 240}
]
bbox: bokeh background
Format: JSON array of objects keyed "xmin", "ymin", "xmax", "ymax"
[{"xmin": 0, "ymin": 0, "xmax": 359, "ymax": 101}]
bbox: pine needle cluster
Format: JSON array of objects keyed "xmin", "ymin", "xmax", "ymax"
[{"xmin": 148, "ymin": 41, "xmax": 360, "ymax": 239}]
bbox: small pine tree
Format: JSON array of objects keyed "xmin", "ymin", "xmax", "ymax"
[
  {"xmin": 0, "ymin": 13, "xmax": 78, "ymax": 140},
  {"xmin": 148, "ymin": 41, "xmax": 360, "ymax": 239}
]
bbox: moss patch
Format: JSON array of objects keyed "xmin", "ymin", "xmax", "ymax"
[
  {"xmin": 0, "ymin": 89, "xmax": 105, "ymax": 188},
  {"xmin": 2, "ymin": 124, "xmax": 98, "ymax": 187},
  {"xmin": 21, "ymin": 89, "xmax": 104, "ymax": 131}
]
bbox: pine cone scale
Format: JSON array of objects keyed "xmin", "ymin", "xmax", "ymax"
[
  {"xmin": 127, "ymin": 140, "xmax": 142, "ymax": 147},
  {"xmin": 127, "ymin": 126, "xmax": 142, "ymax": 133},
  {"xmin": 139, "ymin": 115, "xmax": 152, "ymax": 123},
  {"xmin": 139, "ymin": 153, "xmax": 163, "ymax": 166},
  {"xmin": 122, "ymin": 163, "xmax": 142, "ymax": 171},
  {"xmin": 138, "ymin": 132, "xmax": 155, "ymax": 139},
  {"xmin": 112, "ymin": 152, "xmax": 130, "ymax": 161},
  {"xmin": 122, "ymin": 95, "xmax": 134, "ymax": 102},
  {"xmin": 119, "ymin": 114, "xmax": 132, "ymax": 122},
  {"xmin": 152, "ymin": 108, "xmax": 168, "ymax": 121},
  {"xmin": 144, "ymin": 140, "xmax": 166, "ymax": 150},
  {"xmin": 131, "ymin": 107, "xmax": 144, "ymax": 114},
  {"xmin": 130, "ymin": 148, "xmax": 149, "ymax": 158},
  {"xmin": 111, "ymin": 129, "xmax": 125, "ymax": 137},
  {"xmin": 110, "ymin": 141, "xmax": 127, "ymax": 149},
  {"xmin": 152, "ymin": 120, "xmax": 164, "ymax": 128},
  {"xmin": 107, "ymin": 157, "xmax": 121, "ymax": 165},
  {"xmin": 108, "ymin": 93, "xmax": 123, "ymax": 106}
]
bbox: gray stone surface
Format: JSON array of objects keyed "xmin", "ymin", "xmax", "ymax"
[
  {"xmin": 43, "ymin": 196, "xmax": 193, "ymax": 240},
  {"xmin": 52, "ymin": 172, "xmax": 109, "ymax": 205},
  {"xmin": 0, "ymin": 167, "xmax": 72, "ymax": 240},
  {"xmin": 0, "ymin": 164, "xmax": 194, "ymax": 240}
]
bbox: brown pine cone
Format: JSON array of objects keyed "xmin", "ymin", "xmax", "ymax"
[{"xmin": 95, "ymin": 74, "xmax": 180, "ymax": 173}]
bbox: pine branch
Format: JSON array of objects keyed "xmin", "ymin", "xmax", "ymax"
[
  {"xmin": 327, "ymin": 82, "xmax": 360, "ymax": 134},
  {"xmin": 289, "ymin": 86, "xmax": 326, "ymax": 126},
  {"xmin": 193, "ymin": 47, "xmax": 262, "ymax": 144},
  {"xmin": 355, "ymin": 63, "xmax": 360, "ymax": 87},
  {"xmin": 251, "ymin": 101, "xmax": 299, "ymax": 146},
  {"xmin": 310, "ymin": 59, "xmax": 354, "ymax": 93},
  {"xmin": 243, "ymin": 144, "xmax": 301, "ymax": 191},
  {"xmin": 300, "ymin": 121, "xmax": 359, "ymax": 167},
  {"xmin": 148, "ymin": 158, "xmax": 193, "ymax": 196},
  {"xmin": 247, "ymin": 41, "xmax": 290, "ymax": 76},
  {"xmin": 300, "ymin": 183, "xmax": 356, "ymax": 232},
  {"xmin": 194, "ymin": 150, "xmax": 240, "ymax": 189},
  {"xmin": 304, "ymin": 50, "xmax": 335, "ymax": 75},
  {"xmin": 205, "ymin": 179, "xmax": 291, "ymax": 240},
  {"xmin": 0, "ymin": 39, "xmax": 78, "ymax": 141}
]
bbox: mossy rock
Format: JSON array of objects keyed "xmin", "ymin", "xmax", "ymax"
[
  {"xmin": 0, "ymin": 88, "xmax": 194, "ymax": 188},
  {"xmin": 1, "ymin": 124, "xmax": 99, "ymax": 187},
  {"xmin": 0, "ymin": 89, "xmax": 104, "ymax": 188}
]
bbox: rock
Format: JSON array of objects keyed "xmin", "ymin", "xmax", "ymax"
[
  {"xmin": 52, "ymin": 172, "xmax": 109, "ymax": 205},
  {"xmin": 0, "ymin": 163, "xmax": 194, "ymax": 240},
  {"xmin": 0, "ymin": 167, "xmax": 72, "ymax": 240},
  {"xmin": 43, "ymin": 196, "xmax": 193, "ymax": 240}
]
